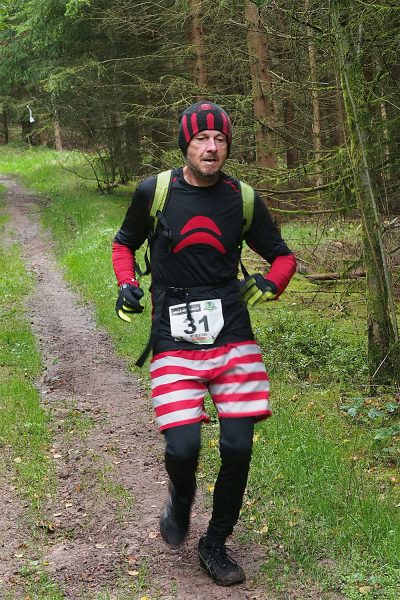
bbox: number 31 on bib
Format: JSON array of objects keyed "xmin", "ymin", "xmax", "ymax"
[{"xmin": 169, "ymin": 299, "xmax": 224, "ymax": 344}]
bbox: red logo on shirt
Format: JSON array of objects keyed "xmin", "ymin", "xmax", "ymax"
[{"xmin": 173, "ymin": 216, "xmax": 226, "ymax": 254}]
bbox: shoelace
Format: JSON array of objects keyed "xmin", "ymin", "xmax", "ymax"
[{"xmin": 205, "ymin": 544, "xmax": 234, "ymax": 568}]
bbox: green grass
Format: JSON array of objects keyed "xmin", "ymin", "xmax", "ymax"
[
  {"xmin": 16, "ymin": 564, "xmax": 64, "ymax": 600},
  {"xmin": 0, "ymin": 145, "xmax": 399, "ymax": 599},
  {"xmin": 94, "ymin": 559, "xmax": 159, "ymax": 600},
  {"xmin": 249, "ymin": 384, "xmax": 399, "ymax": 595},
  {"xmin": 57, "ymin": 398, "xmax": 96, "ymax": 439},
  {"xmin": 95, "ymin": 461, "xmax": 136, "ymax": 522},
  {"xmin": 0, "ymin": 182, "xmax": 6, "ymax": 202},
  {"xmin": 0, "ymin": 182, "xmax": 63, "ymax": 599},
  {"xmin": 0, "ymin": 190, "xmax": 53, "ymax": 515},
  {"xmin": 281, "ymin": 217, "xmax": 362, "ymax": 251}
]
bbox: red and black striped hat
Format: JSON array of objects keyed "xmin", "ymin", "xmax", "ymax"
[{"xmin": 178, "ymin": 101, "xmax": 232, "ymax": 156}]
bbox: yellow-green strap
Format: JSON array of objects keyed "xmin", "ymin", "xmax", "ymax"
[
  {"xmin": 151, "ymin": 169, "xmax": 173, "ymax": 232},
  {"xmin": 239, "ymin": 180, "xmax": 254, "ymax": 238}
]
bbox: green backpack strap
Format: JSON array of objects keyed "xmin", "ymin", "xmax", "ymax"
[
  {"xmin": 239, "ymin": 180, "xmax": 255, "ymax": 239},
  {"xmin": 238, "ymin": 180, "xmax": 255, "ymax": 278},
  {"xmin": 152, "ymin": 172, "xmax": 253, "ymax": 238},
  {"xmin": 150, "ymin": 169, "xmax": 173, "ymax": 234},
  {"xmin": 137, "ymin": 169, "xmax": 173, "ymax": 277}
]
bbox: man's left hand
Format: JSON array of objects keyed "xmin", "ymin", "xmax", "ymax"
[{"xmin": 240, "ymin": 273, "xmax": 278, "ymax": 306}]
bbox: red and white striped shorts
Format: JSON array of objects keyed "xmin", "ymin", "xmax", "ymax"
[{"xmin": 150, "ymin": 341, "xmax": 271, "ymax": 431}]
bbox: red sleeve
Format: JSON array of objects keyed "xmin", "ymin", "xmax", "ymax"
[
  {"xmin": 265, "ymin": 253, "xmax": 297, "ymax": 296},
  {"xmin": 112, "ymin": 242, "xmax": 139, "ymax": 287}
]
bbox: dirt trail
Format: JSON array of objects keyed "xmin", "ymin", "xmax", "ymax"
[
  {"xmin": 0, "ymin": 469, "xmax": 33, "ymax": 594},
  {"xmin": 0, "ymin": 177, "xmax": 271, "ymax": 600}
]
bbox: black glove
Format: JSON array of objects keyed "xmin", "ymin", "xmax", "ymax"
[
  {"xmin": 240, "ymin": 273, "xmax": 278, "ymax": 306},
  {"xmin": 115, "ymin": 283, "xmax": 144, "ymax": 322}
]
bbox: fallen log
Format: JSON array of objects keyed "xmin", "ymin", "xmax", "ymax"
[{"xmin": 306, "ymin": 270, "xmax": 366, "ymax": 282}]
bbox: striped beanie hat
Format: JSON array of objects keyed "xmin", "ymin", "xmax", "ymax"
[{"xmin": 178, "ymin": 101, "xmax": 232, "ymax": 156}]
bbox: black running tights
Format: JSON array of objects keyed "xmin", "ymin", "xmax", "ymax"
[{"xmin": 163, "ymin": 417, "xmax": 254, "ymax": 545}]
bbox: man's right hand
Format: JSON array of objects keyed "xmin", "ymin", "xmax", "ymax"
[{"xmin": 115, "ymin": 283, "xmax": 144, "ymax": 322}]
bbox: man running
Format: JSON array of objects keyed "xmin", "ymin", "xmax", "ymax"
[{"xmin": 112, "ymin": 101, "xmax": 296, "ymax": 586}]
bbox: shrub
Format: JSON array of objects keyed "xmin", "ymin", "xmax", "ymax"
[{"xmin": 254, "ymin": 308, "xmax": 367, "ymax": 382}]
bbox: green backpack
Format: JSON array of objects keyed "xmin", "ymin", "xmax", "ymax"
[
  {"xmin": 139, "ymin": 169, "xmax": 255, "ymax": 275},
  {"xmin": 135, "ymin": 169, "xmax": 255, "ymax": 366}
]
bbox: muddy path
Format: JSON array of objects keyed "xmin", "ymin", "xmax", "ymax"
[{"xmin": 0, "ymin": 177, "xmax": 272, "ymax": 600}]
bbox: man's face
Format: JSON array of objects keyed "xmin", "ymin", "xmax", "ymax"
[{"xmin": 186, "ymin": 130, "xmax": 228, "ymax": 180}]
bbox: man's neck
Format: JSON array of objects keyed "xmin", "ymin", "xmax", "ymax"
[{"xmin": 182, "ymin": 165, "xmax": 220, "ymax": 187}]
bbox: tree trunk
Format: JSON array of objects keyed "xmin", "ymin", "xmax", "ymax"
[
  {"xmin": 188, "ymin": 0, "xmax": 207, "ymax": 92},
  {"xmin": 244, "ymin": 0, "xmax": 277, "ymax": 169},
  {"xmin": 334, "ymin": 72, "xmax": 346, "ymax": 147},
  {"xmin": 379, "ymin": 99, "xmax": 390, "ymax": 177},
  {"xmin": 305, "ymin": 0, "xmax": 323, "ymax": 186},
  {"xmin": 21, "ymin": 120, "xmax": 33, "ymax": 145},
  {"xmin": 283, "ymin": 94, "xmax": 298, "ymax": 169},
  {"xmin": 332, "ymin": 0, "xmax": 399, "ymax": 385},
  {"xmin": 54, "ymin": 117, "xmax": 63, "ymax": 151},
  {"xmin": 125, "ymin": 118, "xmax": 142, "ymax": 176},
  {"xmin": 2, "ymin": 110, "xmax": 9, "ymax": 144}
]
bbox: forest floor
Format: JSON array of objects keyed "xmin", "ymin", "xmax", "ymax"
[{"xmin": 0, "ymin": 179, "xmax": 342, "ymax": 599}]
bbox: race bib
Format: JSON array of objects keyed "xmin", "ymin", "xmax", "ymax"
[{"xmin": 169, "ymin": 299, "xmax": 224, "ymax": 344}]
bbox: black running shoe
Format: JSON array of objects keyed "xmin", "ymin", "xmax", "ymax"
[
  {"xmin": 159, "ymin": 484, "xmax": 193, "ymax": 547},
  {"xmin": 198, "ymin": 535, "xmax": 246, "ymax": 586}
]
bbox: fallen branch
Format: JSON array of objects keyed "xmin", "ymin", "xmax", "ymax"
[
  {"xmin": 306, "ymin": 270, "xmax": 366, "ymax": 282},
  {"xmin": 266, "ymin": 205, "xmax": 345, "ymax": 215},
  {"xmin": 258, "ymin": 180, "xmax": 340, "ymax": 194}
]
